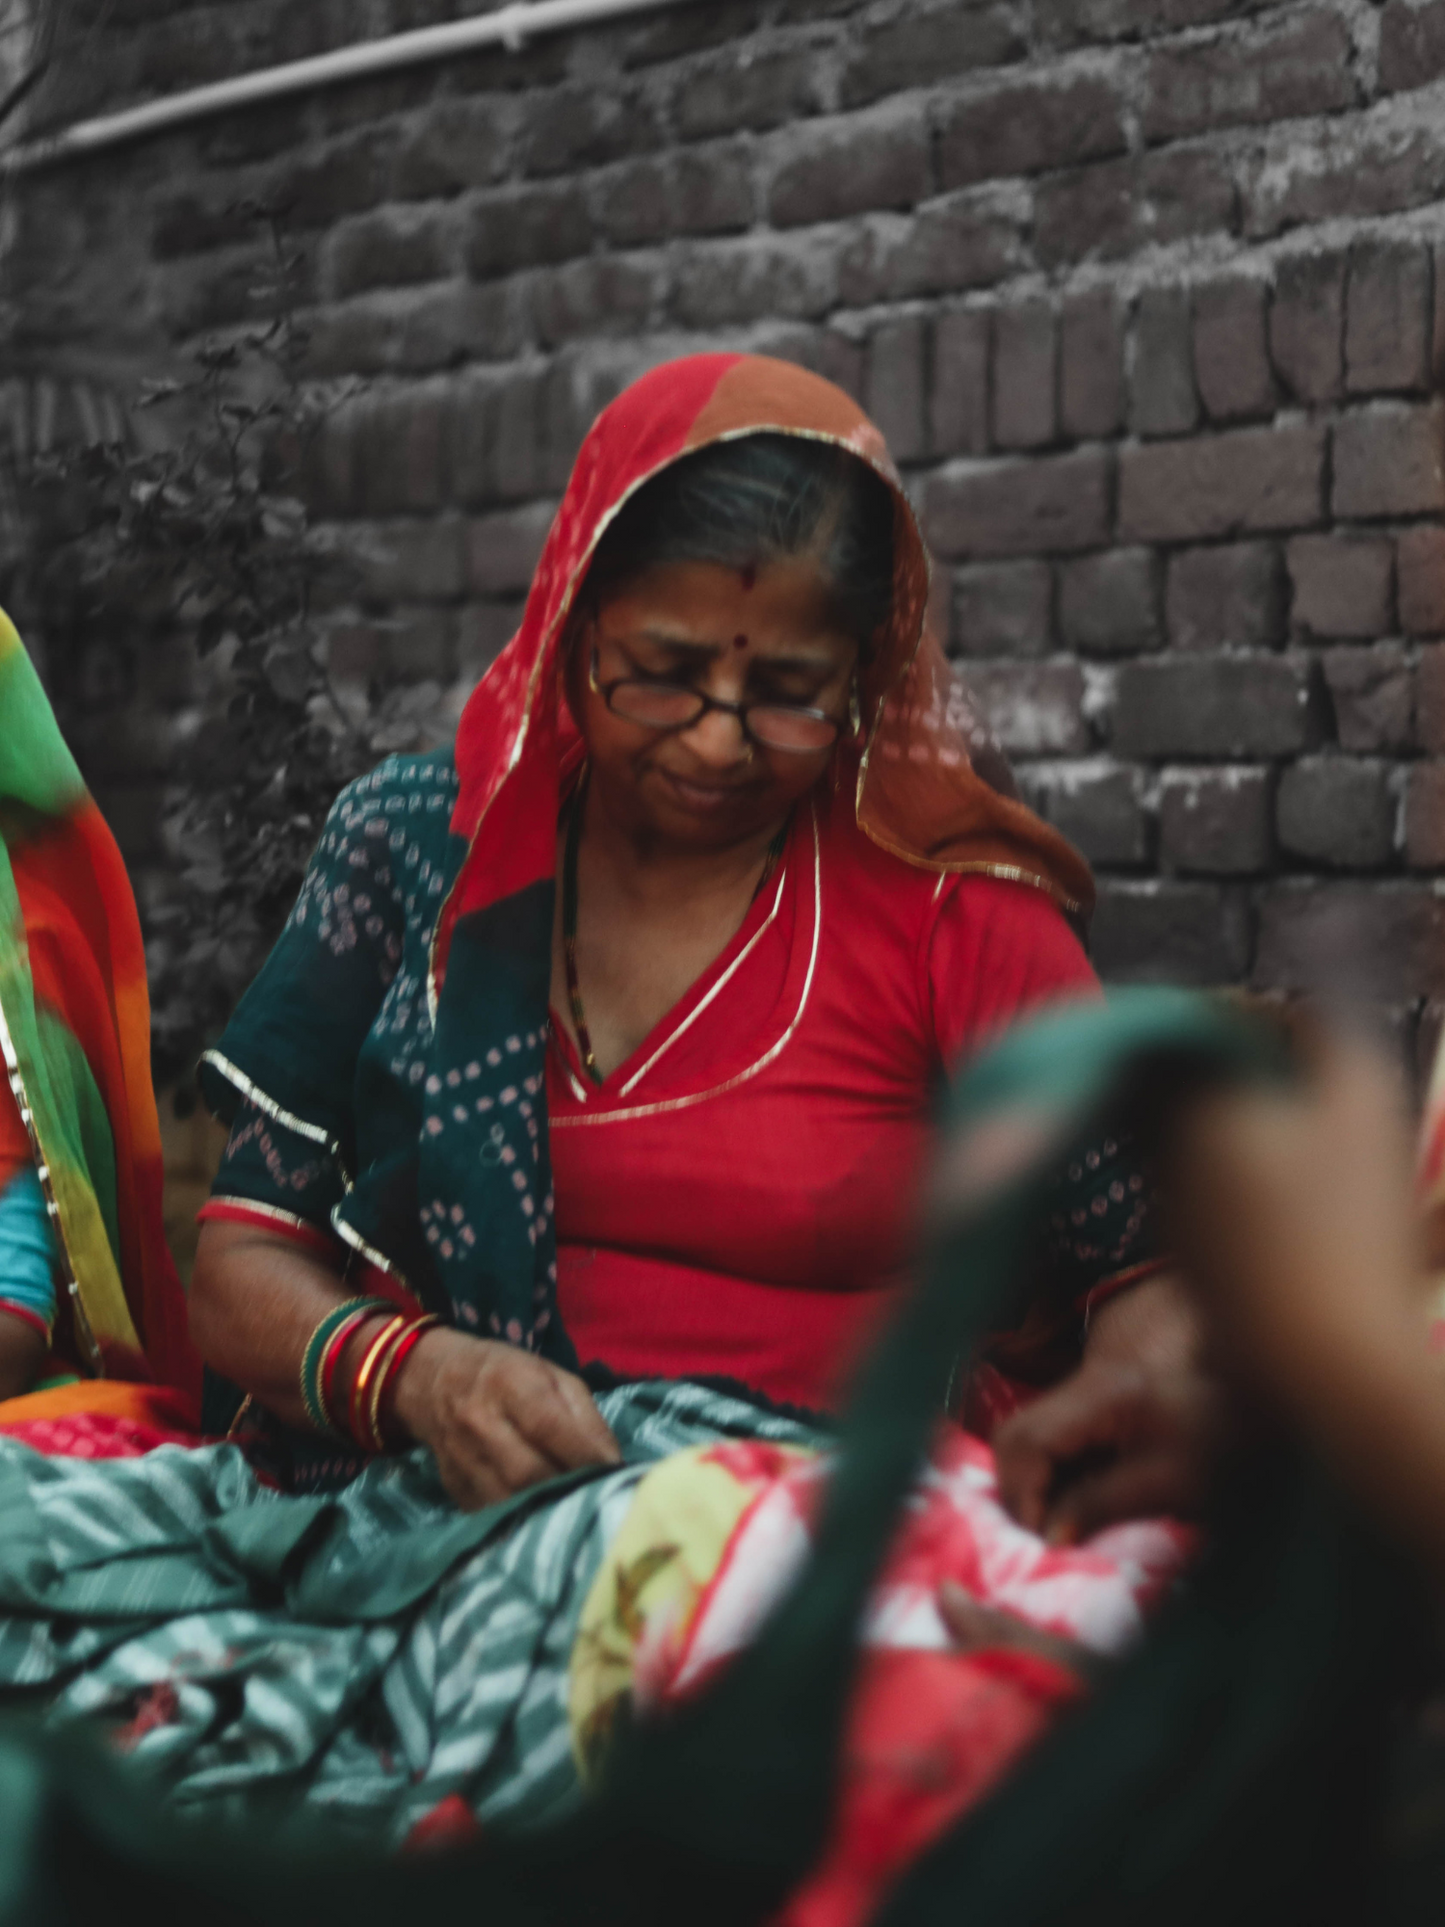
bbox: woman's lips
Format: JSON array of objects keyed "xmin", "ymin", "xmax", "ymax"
[{"xmin": 653, "ymin": 766, "xmax": 758, "ymax": 814}]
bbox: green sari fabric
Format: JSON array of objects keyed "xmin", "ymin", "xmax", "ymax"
[{"xmin": 0, "ymin": 988, "xmax": 1427, "ymax": 1922}]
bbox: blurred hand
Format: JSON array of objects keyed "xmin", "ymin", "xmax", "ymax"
[
  {"xmin": 1165, "ymin": 1023, "xmax": 1425, "ymax": 1406},
  {"xmin": 392, "ymin": 1327, "xmax": 621, "ymax": 1510},
  {"xmin": 993, "ymin": 1353, "xmax": 1230, "ymax": 1544}
]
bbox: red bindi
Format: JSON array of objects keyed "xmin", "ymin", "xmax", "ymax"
[
  {"xmin": 733, "ymin": 633, "xmax": 748, "ymax": 651},
  {"xmin": 740, "ymin": 563, "xmax": 756, "ymax": 591}
]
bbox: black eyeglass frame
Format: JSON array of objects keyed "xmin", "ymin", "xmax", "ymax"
[{"xmin": 586, "ymin": 640, "xmax": 845, "ymax": 754}]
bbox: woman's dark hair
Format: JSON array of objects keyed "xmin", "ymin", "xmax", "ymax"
[{"xmin": 585, "ymin": 432, "xmax": 896, "ymax": 649}]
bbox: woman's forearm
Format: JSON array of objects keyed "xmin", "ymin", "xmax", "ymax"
[
  {"xmin": 189, "ymin": 1220, "xmax": 360, "ymax": 1431},
  {"xmin": 0, "ymin": 1310, "xmax": 45, "ymax": 1401}
]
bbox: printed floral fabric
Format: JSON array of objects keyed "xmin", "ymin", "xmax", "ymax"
[{"xmin": 570, "ymin": 1425, "xmax": 1194, "ymax": 1927}]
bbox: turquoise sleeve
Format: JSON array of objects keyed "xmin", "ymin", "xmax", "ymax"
[{"xmin": 0, "ymin": 1165, "xmax": 58, "ymax": 1332}]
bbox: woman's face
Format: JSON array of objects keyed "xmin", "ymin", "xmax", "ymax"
[{"xmin": 568, "ymin": 556, "xmax": 865, "ymax": 853}]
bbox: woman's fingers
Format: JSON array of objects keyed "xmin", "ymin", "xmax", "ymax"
[
  {"xmin": 1044, "ymin": 1448, "xmax": 1199, "ymax": 1546},
  {"xmin": 504, "ymin": 1359, "xmax": 621, "ymax": 1471},
  {"xmin": 993, "ymin": 1364, "xmax": 1140, "ymax": 1534}
]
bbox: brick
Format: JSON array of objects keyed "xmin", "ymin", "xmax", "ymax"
[
  {"xmin": 963, "ymin": 660, "xmax": 1089, "ymax": 755},
  {"xmin": 1167, "ymin": 543, "xmax": 1286, "ymax": 652},
  {"xmin": 1034, "ymin": 158, "xmax": 1135, "ymax": 267},
  {"xmin": 451, "ymin": 367, "xmax": 546, "ymax": 506},
  {"xmin": 1345, "ymin": 241, "xmax": 1432, "ymax": 395},
  {"xmin": 1268, "ymin": 250, "xmax": 1345, "ymax": 403},
  {"xmin": 304, "ymin": 280, "xmax": 526, "ymax": 379},
  {"xmin": 1323, "ymin": 645, "xmax": 1414, "ymax": 753},
  {"xmin": 354, "ymin": 390, "xmax": 450, "ymax": 516},
  {"xmin": 152, "ymin": 192, "xmax": 262, "ymax": 261},
  {"xmin": 865, "ymin": 315, "xmax": 927, "ymax": 465},
  {"xmin": 1244, "ymin": 118, "xmax": 1445, "ymax": 240},
  {"xmin": 1286, "ymin": 534, "xmax": 1394, "ymax": 641},
  {"xmin": 673, "ymin": 44, "xmax": 820, "ymax": 138},
  {"xmin": 1379, "ymin": 0, "xmax": 1445, "ymax": 95},
  {"xmin": 619, "ymin": 0, "xmax": 763, "ymax": 67},
  {"xmin": 1036, "ymin": 0, "xmax": 1222, "ymax": 45},
  {"xmin": 937, "ymin": 74, "xmax": 1125, "ymax": 189},
  {"xmin": 1399, "ymin": 527, "xmax": 1445, "ymax": 637},
  {"xmin": 1058, "ymin": 549, "xmax": 1161, "ymax": 657},
  {"xmin": 1405, "ymin": 763, "xmax": 1445, "ymax": 868},
  {"xmin": 328, "ymin": 207, "xmax": 455, "ymax": 301},
  {"xmin": 594, "ymin": 147, "xmax": 753, "ymax": 245},
  {"xmin": 674, "ymin": 145, "xmax": 756, "ymax": 236},
  {"xmin": 264, "ymin": 131, "xmax": 391, "ymax": 230},
  {"xmin": 390, "ymin": 99, "xmax": 511, "ymax": 199},
  {"xmin": 767, "ymin": 112, "xmax": 929, "ymax": 229},
  {"xmin": 1419, "ymin": 645, "xmax": 1445, "ymax": 750},
  {"xmin": 992, "ymin": 302, "xmax": 1056, "ymax": 452},
  {"xmin": 464, "ymin": 501, "xmax": 556, "ymax": 597},
  {"xmin": 930, "ymin": 310, "xmax": 990, "ymax": 456},
  {"xmin": 592, "ymin": 159, "xmax": 672, "ymax": 249},
  {"xmin": 1119, "ymin": 423, "xmax": 1325, "ymax": 544},
  {"xmin": 1277, "ymin": 757, "xmax": 1395, "ymax": 869},
  {"xmin": 1333, "ymin": 401, "xmax": 1445, "ymax": 519},
  {"xmin": 457, "ymin": 601, "xmax": 525, "ymax": 681},
  {"xmin": 1255, "ymin": 883, "xmax": 1445, "ymax": 998},
  {"xmin": 1032, "ymin": 764, "xmax": 1148, "ymax": 867},
  {"xmin": 1111, "ymin": 655, "xmax": 1318, "ymax": 758},
  {"xmin": 839, "ymin": 197, "xmax": 1023, "ymax": 307},
  {"xmin": 521, "ymin": 84, "xmax": 662, "ymax": 177},
  {"xmin": 1140, "ymin": 9, "xmax": 1356, "ymax": 144},
  {"xmin": 1139, "ymin": 143, "xmax": 1240, "ymax": 247},
  {"xmin": 1131, "ymin": 287, "xmax": 1198, "ymax": 438},
  {"xmin": 838, "ymin": 2, "xmax": 1025, "ymax": 108},
  {"xmin": 533, "ymin": 254, "xmax": 663, "ymax": 347},
  {"xmin": 465, "ymin": 183, "xmax": 590, "ymax": 278},
  {"xmin": 351, "ymin": 517, "xmax": 465, "ymax": 605},
  {"xmin": 1192, "ymin": 278, "xmax": 1275, "ymax": 422},
  {"xmin": 1159, "ymin": 767, "xmax": 1272, "ymax": 875},
  {"xmin": 1059, "ymin": 290, "xmax": 1124, "ymax": 441},
  {"xmin": 924, "ymin": 449, "xmax": 1111, "ymax": 559},
  {"xmin": 672, "ymin": 232, "xmax": 840, "ymax": 328},
  {"xmin": 951, "ymin": 561, "xmax": 1053, "ymax": 657},
  {"xmin": 1091, "ymin": 880, "xmax": 1250, "ymax": 985}
]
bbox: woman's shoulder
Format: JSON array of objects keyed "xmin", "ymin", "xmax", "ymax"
[{"xmin": 325, "ymin": 747, "xmax": 459, "ymax": 828}]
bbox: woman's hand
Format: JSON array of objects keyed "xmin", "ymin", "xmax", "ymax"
[
  {"xmin": 992, "ymin": 1354, "xmax": 1232, "ymax": 1544},
  {"xmin": 392, "ymin": 1326, "xmax": 621, "ymax": 1510},
  {"xmin": 993, "ymin": 1273, "xmax": 1236, "ymax": 1542}
]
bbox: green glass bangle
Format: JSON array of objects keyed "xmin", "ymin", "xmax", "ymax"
[{"xmin": 299, "ymin": 1295, "xmax": 391, "ymax": 1438}]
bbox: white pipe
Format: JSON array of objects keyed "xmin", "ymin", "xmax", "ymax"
[{"xmin": 5, "ymin": 0, "xmax": 687, "ymax": 174}]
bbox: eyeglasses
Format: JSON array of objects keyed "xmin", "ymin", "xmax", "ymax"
[{"xmin": 588, "ymin": 643, "xmax": 843, "ymax": 754}]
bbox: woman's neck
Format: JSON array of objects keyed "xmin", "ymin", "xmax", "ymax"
[{"xmin": 580, "ymin": 785, "xmax": 789, "ymax": 913}]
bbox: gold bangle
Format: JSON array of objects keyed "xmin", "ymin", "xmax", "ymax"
[
  {"xmin": 364, "ymin": 1314, "xmax": 417, "ymax": 1453},
  {"xmin": 348, "ymin": 1313, "xmax": 408, "ymax": 1450}
]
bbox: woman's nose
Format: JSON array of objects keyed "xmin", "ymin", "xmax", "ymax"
[{"xmin": 680, "ymin": 702, "xmax": 751, "ymax": 766}]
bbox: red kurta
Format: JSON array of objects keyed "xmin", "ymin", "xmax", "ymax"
[{"xmin": 548, "ymin": 778, "xmax": 1097, "ymax": 1410}]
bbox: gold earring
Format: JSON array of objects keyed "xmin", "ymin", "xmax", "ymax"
[{"xmin": 848, "ymin": 682, "xmax": 862, "ymax": 740}]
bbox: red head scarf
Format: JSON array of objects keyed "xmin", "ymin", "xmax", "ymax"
[{"xmin": 431, "ymin": 354, "xmax": 1092, "ymax": 1011}]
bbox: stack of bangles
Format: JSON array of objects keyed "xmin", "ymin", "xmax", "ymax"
[{"xmin": 299, "ymin": 1296, "xmax": 442, "ymax": 1454}]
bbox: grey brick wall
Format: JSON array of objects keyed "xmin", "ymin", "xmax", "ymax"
[{"xmin": 7, "ymin": 0, "xmax": 1445, "ymax": 1050}]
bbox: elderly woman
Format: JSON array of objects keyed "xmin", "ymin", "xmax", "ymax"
[
  {"xmin": 186, "ymin": 351, "xmax": 1130, "ymax": 1501},
  {"xmin": 0, "ymin": 356, "xmax": 1194, "ymax": 1848}
]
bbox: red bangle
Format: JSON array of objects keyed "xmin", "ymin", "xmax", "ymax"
[
  {"xmin": 318, "ymin": 1306, "xmax": 387, "ymax": 1435},
  {"xmin": 375, "ymin": 1314, "xmax": 442, "ymax": 1449}
]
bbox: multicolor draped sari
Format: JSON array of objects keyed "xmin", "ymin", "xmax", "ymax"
[{"xmin": 0, "ymin": 613, "xmax": 197, "ymax": 1431}]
